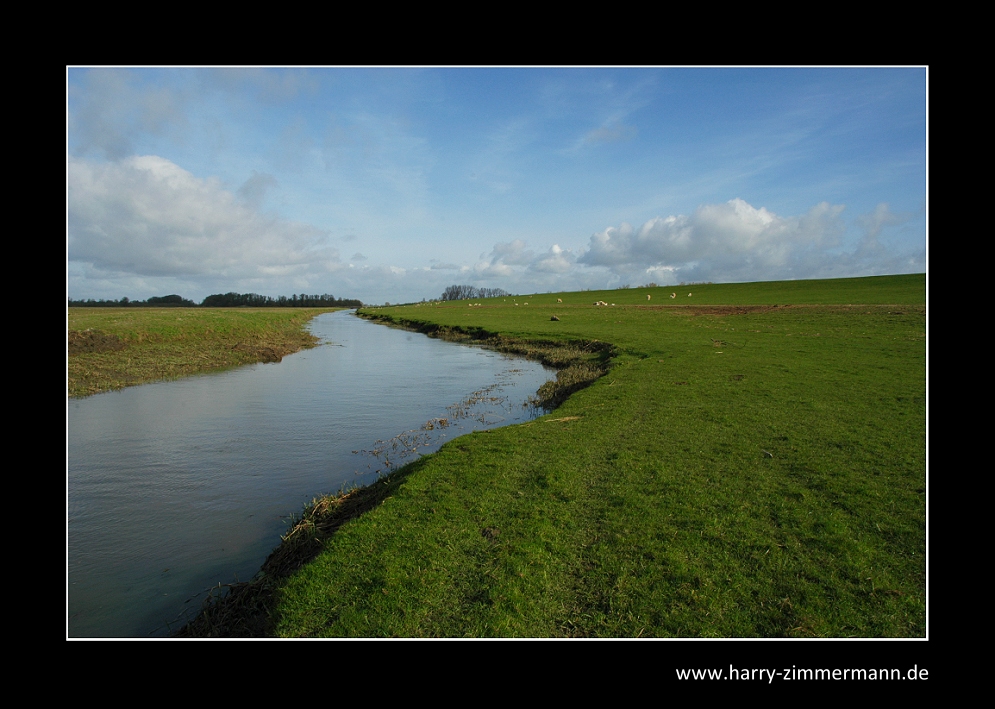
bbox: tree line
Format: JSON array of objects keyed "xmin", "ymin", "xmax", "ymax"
[
  {"xmin": 200, "ymin": 292, "xmax": 362, "ymax": 308},
  {"xmin": 68, "ymin": 292, "xmax": 363, "ymax": 308},
  {"xmin": 439, "ymin": 285, "xmax": 510, "ymax": 301}
]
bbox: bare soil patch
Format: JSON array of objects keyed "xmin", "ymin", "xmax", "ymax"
[
  {"xmin": 231, "ymin": 342, "xmax": 286, "ymax": 363},
  {"xmin": 68, "ymin": 330, "xmax": 128, "ymax": 355},
  {"xmin": 689, "ymin": 305, "xmax": 788, "ymax": 316}
]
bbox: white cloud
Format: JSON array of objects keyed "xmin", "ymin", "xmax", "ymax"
[
  {"xmin": 69, "ymin": 155, "xmax": 341, "ymax": 287},
  {"xmin": 853, "ymin": 202, "xmax": 922, "ymax": 262},
  {"xmin": 67, "ymin": 165, "xmax": 924, "ymax": 304},
  {"xmin": 397, "ymin": 194, "xmax": 923, "ymax": 298},
  {"xmin": 388, "ymin": 198, "xmax": 874, "ymax": 300},
  {"xmin": 473, "ymin": 239, "xmax": 576, "ymax": 278},
  {"xmin": 487, "ymin": 239, "xmax": 534, "ymax": 266},
  {"xmin": 475, "ymin": 261, "xmax": 515, "ymax": 278},
  {"xmin": 578, "ymin": 198, "xmax": 847, "ymax": 281},
  {"xmin": 329, "ymin": 193, "xmax": 923, "ymax": 304},
  {"xmin": 530, "ymin": 244, "xmax": 576, "ymax": 273},
  {"xmin": 418, "ymin": 197, "xmax": 919, "ymax": 297}
]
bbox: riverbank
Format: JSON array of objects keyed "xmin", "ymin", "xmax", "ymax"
[
  {"xmin": 67, "ymin": 308, "xmax": 337, "ymax": 397},
  {"xmin": 71, "ymin": 310, "xmax": 553, "ymax": 637},
  {"xmin": 180, "ymin": 274, "xmax": 926, "ymax": 637},
  {"xmin": 358, "ymin": 311, "xmax": 616, "ymax": 410},
  {"xmin": 176, "ymin": 324, "xmax": 607, "ymax": 637}
]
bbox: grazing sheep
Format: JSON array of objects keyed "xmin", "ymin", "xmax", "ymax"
[
  {"xmin": 670, "ymin": 293, "xmax": 676, "ymax": 299},
  {"xmin": 688, "ymin": 293, "xmax": 692, "ymax": 297},
  {"xmin": 557, "ymin": 298, "xmax": 562, "ymax": 303},
  {"xmin": 647, "ymin": 294, "xmax": 651, "ymax": 301}
]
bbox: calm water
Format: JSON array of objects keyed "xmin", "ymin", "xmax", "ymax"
[{"xmin": 67, "ymin": 310, "xmax": 553, "ymax": 637}]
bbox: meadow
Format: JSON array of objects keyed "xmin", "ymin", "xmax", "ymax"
[
  {"xmin": 181, "ymin": 274, "xmax": 926, "ymax": 638},
  {"xmin": 67, "ymin": 308, "xmax": 335, "ymax": 398}
]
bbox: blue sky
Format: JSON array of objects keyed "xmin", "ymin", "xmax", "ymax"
[{"xmin": 67, "ymin": 67, "xmax": 926, "ymax": 304}]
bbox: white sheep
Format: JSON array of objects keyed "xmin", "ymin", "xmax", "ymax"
[{"xmin": 647, "ymin": 294, "xmax": 651, "ymax": 301}]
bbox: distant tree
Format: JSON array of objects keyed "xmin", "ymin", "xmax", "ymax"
[
  {"xmin": 440, "ymin": 285, "xmax": 509, "ymax": 301},
  {"xmin": 200, "ymin": 292, "xmax": 361, "ymax": 308},
  {"xmin": 441, "ymin": 285, "xmax": 475, "ymax": 301},
  {"xmin": 147, "ymin": 294, "xmax": 196, "ymax": 307},
  {"xmin": 69, "ymin": 294, "xmax": 195, "ymax": 307}
]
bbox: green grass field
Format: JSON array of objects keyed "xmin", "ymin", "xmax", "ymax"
[
  {"xmin": 183, "ymin": 274, "xmax": 926, "ymax": 638},
  {"xmin": 67, "ymin": 308, "xmax": 335, "ymax": 397}
]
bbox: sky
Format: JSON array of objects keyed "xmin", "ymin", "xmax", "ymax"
[{"xmin": 67, "ymin": 67, "xmax": 927, "ymax": 305}]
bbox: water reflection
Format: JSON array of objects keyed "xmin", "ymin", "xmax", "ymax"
[{"xmin": 67, "ymin": 310, "xmax": 553, "ymax": 637}]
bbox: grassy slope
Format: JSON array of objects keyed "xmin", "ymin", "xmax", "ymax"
[
  {"xmin": 257, "ymin": 275, "xmax": 928, "ymax": 637},
  {"xmin": 67, "ymin": 308, "xmax": 335, "ymax": 397}
]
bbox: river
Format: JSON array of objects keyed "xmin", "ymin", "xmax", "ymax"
[{"xmin": 67, "ymin": 310, "xmax": 554, "ymax": 637}]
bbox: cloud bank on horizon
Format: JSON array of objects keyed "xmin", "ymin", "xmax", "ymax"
[{"xmin": 68, "ymin": 67, "xmax": 926, "ymax": 304}]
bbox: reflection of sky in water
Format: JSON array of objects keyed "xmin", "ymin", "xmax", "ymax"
[{"xmin": 68, "ymin": 311, "xmax": 553, "ymax": 637}]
